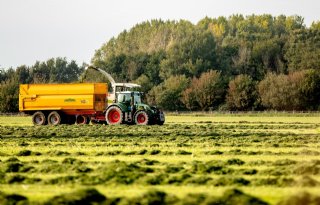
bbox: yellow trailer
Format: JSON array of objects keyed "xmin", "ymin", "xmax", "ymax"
[{"xmin": 19, "ymin": 83, "xmax": 108, "ymax": 125}]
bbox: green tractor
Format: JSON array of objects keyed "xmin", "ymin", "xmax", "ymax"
[
  {"xmin": 83, "ymin": 66, "xmax": 165, "ymax": 125},
  {"xmin": 106, "ymin": 91, "xmax": 165, "ymax": 125}
]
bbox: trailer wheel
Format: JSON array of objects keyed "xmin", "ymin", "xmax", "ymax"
[
  {"xmin": 76, "ymin": 115, "xmax": 89, "ymax": 125},
  {"xmin": 106, "ymin": 106, "xmax": 123, "ymax": 125},
  {"xmin": 32, "ymin": 111, "xmax": 46, "ymax": 126},
  {"xmin": 48, "ymin": 111, "xmax": 61, "ymax": 126},
  {"xmin": 134, "ymin": 110, "xmax": 149, "ymax": 125},
  {"xmin": 65, "ymin": 115, "xmax": 76, "ymax": 125}
]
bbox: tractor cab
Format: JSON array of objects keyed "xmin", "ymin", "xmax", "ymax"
[{"xmin": 116, "ymin": 91, "xmax": 142, "ymax": 105}]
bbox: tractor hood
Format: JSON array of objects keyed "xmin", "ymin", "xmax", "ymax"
[{"xmin": 136, "ymin": 103, "xmax": 153, "ymax": 112}]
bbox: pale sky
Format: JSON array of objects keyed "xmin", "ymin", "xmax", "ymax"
[{"xmin": 0, "ymin": 0, "xmax": 319, "ymax": 68}]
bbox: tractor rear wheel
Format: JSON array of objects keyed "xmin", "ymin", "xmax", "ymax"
[
  {"xmin": 134, "ymin": 110, "xmax": 149, "ymax": 125},
  {"xmin": 48, "ymin": 111, "xmax": 61, "ymax": 125},
  {"xmin": 106, "ymin": 106, "xmax": 123, "ymax": 125},
  {"xmin": 32, "ymin": 111, "xmax": 46, "ymax": 126}
]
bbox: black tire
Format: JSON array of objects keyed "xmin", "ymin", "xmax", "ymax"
[
  {"xmin": 65, "ymin": 115, "xmax": 76, "ymax": 125},
  {"xmin": 134, "ymin": 110, "xmax": 149, "ymax": 125},
  {"xmin": 32, "ymin": 111, "xmax": 46, "ymax": 126},
  {"xmin": 105, "ymin": 106, "xmax": 123, "ymax": 125},
  {"xmin": 76, "ymin": 115, "xmax": 89, "ymax": 125},
  {"xmin": 48, "ymin": 111, "xmax": 62, "ymax": 126},
  {"xmin": 157, "ymin": 111, "xmax": 165, "ymax": 125}
]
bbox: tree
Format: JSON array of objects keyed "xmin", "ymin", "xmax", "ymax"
[
  {"xmin": 285, "ymin": 28, "xmax": 320, "ymax": 72},
  {"xmin": 16, "ymin": 65, "xmax": 31, "ymax": 83},
  {"xmin": 258, "ymin": 72, "xmax": 305, "ymax": 110},
  {"xmin": 311, "ymin": 21, "xmax": 320, "ymax": 30},
  {"xmin": 226, "ymin": 75, "xmax": 258, "ymax": 111},
  {"xmin": 0, "ymin": 69, "xmax": 4, "ymax": 82},
  {"xmin": 0, "ymin": 78, "xmax": 19, "ymax": 112},
  {"xmin": 144, "ymin": 50, "xmax": 165, "ymax": 85},
  {"xmin": 187, "ymin": 70, "xmax": 225, "ymax": 110},
  {"xmin": 231, "ymin": 43, "xmax": 253, "ymax": 76},
  {"xmin": 299, "ymin": 69, "xmax": 320, "ymax": 110},
  {"xmin": 31, "ymin": 61, "xmax": 50, "ymax": 83},
  {"xmin": 181, "ymin": 87, "xmax": 198, "ymax": 111},
  {"xmin": 147, "ymin": 75, "xmax": 189, "ymax": 110},
  {"xmin": 251, "ymin": 38, "xmax": 285, "ymax": 75},
  {"xmin": 160, "ymin": 29, "xmax": 216, "ymax": 79},
  {"xmin": 46, "ymin": 58, "xmax": 84, "ymax": 83},
  {"xmin": 134, "ymin": 74, "xmax": 153, "ymax": 93}
]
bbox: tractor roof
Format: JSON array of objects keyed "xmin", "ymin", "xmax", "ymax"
[
  {"xmin": 116, "ymin": 91, "xmax": 141, "ymax": 94},
  {"xmin": 114, "ymin": 83, "xmax": 141, "ymax": 88}
]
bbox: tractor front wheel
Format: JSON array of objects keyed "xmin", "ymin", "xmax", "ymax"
[
  {"xmin": 134, "ymin": 110, "xmax": 149, "ymax": 125},
  {"xmin": 106, "ymin": 106, "xmax": 123, "ymax": 125}
]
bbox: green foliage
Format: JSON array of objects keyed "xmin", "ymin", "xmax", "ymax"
[
  {"xmin": 89, "ymin": 14, "xmax": 319, "ymax": 111},
  {"xmin": 182, "ymin": 70, "xmax": 225, "ymax": 110},
  {"xmin": 133, "ymin": 74, "xmax": 153, "ymax": 93},
  {"xmin": 0, "ymin": 78, "xmax": 19, "ymax": 112},
  {"xmin": 147, "ymin": 75, "xmax": 189, "ymax": 110},
  {"xmin": 160, "ymin": 29, "xmax": 216, "ymax": 78},
  {"xmin": 226, "ymin": 75, "xmax": 258, "ymax": 111},
  {"xmin": 31, "ymin": 57, "xmax": 85, "ymax": 83},
  {"xmin": 285, "ymin": 28, "xmax": 320, "ymax": 72},
  {"xmin": 258, "ymin": 72, "xmax": 306, "ymax": 110},
  {"xmin": 299, "ymin": 69, "xmax": 320, "ymax": 110}
]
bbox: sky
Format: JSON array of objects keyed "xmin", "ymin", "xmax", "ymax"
[{"xmin": 0, "ymin": 0, "xmax": 320, "ymax": 69}]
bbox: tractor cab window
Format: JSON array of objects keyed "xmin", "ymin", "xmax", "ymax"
[
  {"xmin": 116, "ymin": 92, "xmax": 142, "ymax": 104},
  {"xmin": 117, "ymin": 93, "xmax": 131, "ymax": 103},
  {"xmin": 133, "ymin": 92, "xmax": 142, "ymax": 104}
]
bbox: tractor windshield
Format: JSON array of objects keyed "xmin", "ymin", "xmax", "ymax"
[
  {"xmin": 117, "ymin": 92, "xmax": 142, "ymax": 104},
  {"xmin": 117, "ymin": 93, "xmax": 131, "ymax": 103}
]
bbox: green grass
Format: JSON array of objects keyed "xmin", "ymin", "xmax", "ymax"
[
  {"xmin": 0, "ymin": 113, "xmax": 319, "ymax": 204},
  {"xmin": 166, "ymin": 115, "xmax": 320, "ymax": 124},
  {"xmin": 0, "ymin": 116, "xmax": 32, "ymax": 126},
  {"xmin": 1, "ymin": 184, "xmax": 318, "ymax": 205}
]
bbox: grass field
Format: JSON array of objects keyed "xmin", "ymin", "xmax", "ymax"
[{"xmin": 0, "ymin": 113, "xmax": 320, "ymax": 204}]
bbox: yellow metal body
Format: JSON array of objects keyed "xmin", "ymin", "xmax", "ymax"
[{"xmin": 19, "ymin": 83, "xmax": 107, "ymax": 112}]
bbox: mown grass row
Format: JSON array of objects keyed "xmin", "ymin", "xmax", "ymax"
[{"xmin": 1, "ymin": 156, "xmax": 320, "ymax": 186}]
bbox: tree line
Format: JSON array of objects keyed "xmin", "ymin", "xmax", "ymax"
[{"xmin": 1, "ymin": 14, "xmax": 319, "ymax": 112}]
